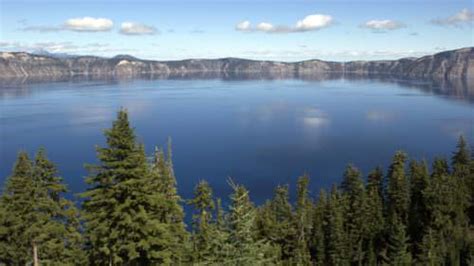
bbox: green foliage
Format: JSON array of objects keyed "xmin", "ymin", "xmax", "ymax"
[
  {"xmin": 452, "ymin": 135, "xmax": 471, "ymax": 170},
  {"xmin": 0, "ymin": 150, "xmax": 85, "ymax": 265},
  {"xmin": 324, "ymin": 186, "xmax": 349, "ymax": 265},
  {"xmin": 310, "ymin": 189, "xmax": 327, "ymax": 264},
  {"xmin": 81, "ymin": 109, "xmax": 187, "ymax": 264},
  {"xmin": 293, "ymin": 174, "xmax": 312, "ymax": 264},
  {"xmin": 340, "ymin": 164, "xmax": 367, "ymax": 265},
  {"xmin": 208, "ymin": 197, "xmax": 233, "ymax": 264},
  {"xmin": 386, "ymin": 215, "xmax": 412, "ymax": 265},
  {"xmin": 408, "ymin": 160, "xmax": 430, "ymax": 254},
  {"xmin": 386, "ymin": 151, "xmax": 410, "ymax": 225},
  {"xmin": 422, "ymin": 157, "xmax": 469, "ymax": 265},
  {"xmin": 227, "ymin": 180, "xmax": 279, "ymax": 264},
  {"xmin": 254, "ymin": 185, "xmax": 294, "ymax": 261},
  {"xmin": 149, "ymin": 144, "xmax": 188, "ymax": 263},
  {"xmin": 452, "ymin": 136, "xmax": 474, "ymax": 226},
  {"xmin": 188, "ymin": 180, "xmax": 215, "ymax": 262},
  {"xmin": 418, "ymin": 227, "xmax": 443, "ymax": 265},
  {"xmin": 365, "ymin": 166, "xmax": 385, "ymax": 264},
  {"xmin": 0, "ymin": 151, "xmax": 33, "ymax": 264}
]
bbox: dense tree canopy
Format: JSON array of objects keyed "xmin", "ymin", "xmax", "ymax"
[
  {"xmin": 81, "ymin": 109, "xmax": 187, "ymax": 265},
  {"xmin": 1, "ymin": 110, "xmax": 473, "ymax": 265},
  {"xmin": 0, "ymin": 149, "xmax": 84, "ymax": 265}
]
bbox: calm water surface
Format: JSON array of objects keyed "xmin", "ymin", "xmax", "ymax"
[{"xmin": 1, "ymin": 78, "xmax": 473, "ymax": 205}]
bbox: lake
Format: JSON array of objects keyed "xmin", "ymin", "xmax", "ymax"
[{"xmin": 1, "ymin": 76, "xmax": 473, "ymax": 205}]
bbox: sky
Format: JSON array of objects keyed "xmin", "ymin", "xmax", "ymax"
[{"xmin": 0, "ymin": 0, "xmax": 473, "ymax": 61}]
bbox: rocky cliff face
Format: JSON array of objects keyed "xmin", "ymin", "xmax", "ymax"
[
  {"xmin": 0, "ymin": 47, "xmax": 472, "ymax": 80},
  {"xmin": 340, "ymin": 47, "xmax": 474, "ymax": 80}
]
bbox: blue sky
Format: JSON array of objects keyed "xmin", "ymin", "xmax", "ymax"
[{"xmin": 0, "ymin": 0, "xmax": 473, "ymax": 61}]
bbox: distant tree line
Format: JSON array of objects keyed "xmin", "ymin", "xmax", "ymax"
[{"xmin": 0, "ymin": 109, "xmax": 473, "ymax": 265}]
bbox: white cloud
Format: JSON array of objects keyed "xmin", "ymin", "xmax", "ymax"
[
  {"xmin": 295, "ymin": 14, "xmax": 333, "ymax": 31},
  {"xmin": 119, "ymin": 22, "xmax": 158, "ymax": 35},
  {"xmin": 256, "ymin": 22, "xmax": 274, "ymax": 32},
  {"xmin": 21, "ymin": 17, "xmax": 113, "ymax": 33},
  {"xmin": 431, "ymin": 8, "xmax": 474, "ymax": 27},
  {"xmin": 361, "ymin": 20, "xmax": 405, "ymax": 32},
  {"xmin": 21, "ymin": 18, "xmax": 161, "ymax": 35},
  {"xmin": 235, "ymin": 20, "xmax": 251, "ymax": 31},
  {"xmin": 64, "ymin": 17, "xmax": 113, "ymax": 32},
  {"xmin": 235, "ymin": 13, "xmax": 333, "ymax": 33}
]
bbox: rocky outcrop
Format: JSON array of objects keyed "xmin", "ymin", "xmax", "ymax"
[
  {"xmin": 0, "ymin": 47, "xmax": 472, "ymax": 80},
  {"xmin": 340, "ymin": 47, "xmax": 474, "ymax": 80}
]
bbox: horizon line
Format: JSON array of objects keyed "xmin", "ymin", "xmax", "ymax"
[{"xmin": 1, "ymin": 46, "xmax": 472, "ymax": 63}]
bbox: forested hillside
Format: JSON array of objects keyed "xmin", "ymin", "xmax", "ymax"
[{"xmin": 1, "ymin": 109, "xmax": 473, "ymax": 265}]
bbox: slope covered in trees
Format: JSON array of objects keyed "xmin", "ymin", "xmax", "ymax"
[{"xmin": 1, "ymin": 109, "xmax": 473, "ymax": 265}]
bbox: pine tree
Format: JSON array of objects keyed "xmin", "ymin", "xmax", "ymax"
[
  {"xmin": 82, "ymin": 109, "xmax": 186, "ymax": 264},
  {"xmin": 423, "ymin": 157, "xmax": 469, "ymax": 265},
  {"xmin": 452, "ymin": 135, "xmax": 471, "ymax": 171},
  {"xmin": 209, "ymin": 197, "xmax": 232, "ymax": 264},
  {"xmin": 386, "ymin": 151, "xmax": 410, "ymax": 224},
  {"xmin": 82, "ymin": 109, "xmax": 149, "ymax": 264},
  {"xmin": 215, "ymin": 197, "xmax": 226, "ymax": 230},
  {"xmin": 366, "ymin": 166, "xmax": 384, "ymax": 204},
  {"xmin": 0, "ymin": 150, "xmax": 85, "ymax": 265},
  {"xmin": 0, "ymin": 203, "xmax": 18, "ymax": 265},
  {"xmin": 386, "ymin": 215, "xmax": 412, "ymax": 264},
  {"xmin": 0, "ymin": 151, "xmax": 33, "ymax": 264},
  {"xmin": 432, "ymin": 157, "xmax": 449, "ymax": 177},
  {"xmin": 408, "ymin": 160, "xmax": 430, "ymax": 255},
  {"xmin": 365, "ymin": 166, "xmax": 385, "ymax": 265},
  {"xmin": 451, "ymin": 135, "xmax": 473, "ymax": 226},
  {"xmin": 150, "ymin": 143, "xmax": 188, "ymax": 263},
  {"xmin": 188, "ymin": 180, "xmax": 215, "ymax": 262},
  {"xmin": 324, "ymin": 185, "xmax": 349, "ymax": 266},
  {"xmin": 255, "ymin": 185, "xmax": 294, "ymax": 261},
  {"xmin": 418, "ymin": 227, "xmax": 443, "ymax": 265},
  {"xmin": 340, "ymin": 164, "xmax": 366, "ymax": 265},
  {"xmin": 254, "ymin": 201, "xmax": 276, "ymax": 247},
  {"xmin": 293, "ymin": 174, "xmax": 312, "ymax": 264},
  {"xmin": 310, "ymin": 189, "xmax": 327, "ymax": 265},
  {"xmin": 32, "ymin": 149, "xmax": 85, "ymax": 265},
  {"xmin": 227, "ymin": 179, "xmax": 278, "ymax": 265}
]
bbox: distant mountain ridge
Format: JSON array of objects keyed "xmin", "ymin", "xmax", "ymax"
[{"xmin": 0, "ymin": 47, "xmax": 472, "ymax": 80}]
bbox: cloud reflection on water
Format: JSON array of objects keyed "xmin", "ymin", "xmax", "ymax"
[
  {"xmin": 302, "ymin": 107, "xmax": 329, "ymax": 128},
  {"xmin": 366, "ymin": 110, "xmax": 398, "ymax": 122}
]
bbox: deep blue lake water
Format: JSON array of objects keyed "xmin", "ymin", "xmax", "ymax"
[{"xmin": 1, "ymin": 77, "xmax": 473, "ymax": 207}]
